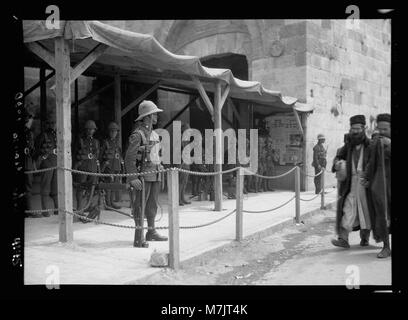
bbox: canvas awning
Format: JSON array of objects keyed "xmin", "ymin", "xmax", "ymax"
[{"xmin": 23, "ymin": 20, "xmax": 313, "ymax": 112}]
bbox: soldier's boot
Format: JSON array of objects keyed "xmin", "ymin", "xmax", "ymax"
[
  {"xmin": 134, "ymin": 212, "xmax": 148, "ymax": 248},
  {"xmin": 51, "ymin": 195, "xmax": 58, "ymax": 215},
  {"xmin": 110, "ymin": 191, "xmax": 122, "ymax": 209},
  {"xmin": 181, "ymin": 193, "xmax": 191, "ymax": 205},
  {"xmin": 145, "ymin": 218, "xmax": 168, "ymax": 241},
  {"xmin": 377, "ymin": 236, "xmax": 391, "ymax": 258},
  {"xmin": 40, "ymin": 195, "xmax": 52, "ymax": 217}
]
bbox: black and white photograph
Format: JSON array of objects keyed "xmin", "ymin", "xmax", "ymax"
[{"xmin": 4, "ymin": 4, "xmax": 404, "ymax": 304}]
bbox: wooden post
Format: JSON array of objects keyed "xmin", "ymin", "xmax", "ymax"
[
  {"xmin": 114, "ymin": 75, "xmax": 122, "ymax": 147},
  {"xmin": 167, "ymin": 169, "xmax": 180, "ymax": 270},
  {"xmin": 40, "ymin": 67, "xmax": 47, "ymax": 131},
  {"xmin": 55, "ymin": 37, "xmax": 73, "ymax": 242},
  {"xmin": 235, "ymin": 167, "xmax": 244, "ymax": 241},
  {"xmin": 295, "ymin": 166, "xmax": 301, "ymax": 223},
  {"xmin": 320, "ymin": 170, "xmax": 325, "ymax": 209},
  {"xmin": 74, "ymin": 79, "xmax": 79, "ymax": 144},
  {"xmin": 114, "ymin": 75, "xmax": 122, "ymax": 202},
  {"xmin": 214, "ymin": 81, "xmax": 223, "ymax": 211}
]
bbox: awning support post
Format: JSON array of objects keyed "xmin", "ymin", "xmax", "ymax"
[
  {"xmin": 55, "ymin": 37, "xmax": 73, "ymax": 243},
  {"xmin": 214, "ymin": 81, "xmax": 224, "ymax": 211}
]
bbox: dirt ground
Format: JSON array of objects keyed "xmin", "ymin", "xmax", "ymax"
[{"xmin": 130, "ymin": 208, "xmax": 391, "ymax": 286}]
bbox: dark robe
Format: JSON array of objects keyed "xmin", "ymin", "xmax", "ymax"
[
  {"xmin": 331, "ymin": 136, "xmax": 371, "ymax": 235},
  {"xmin": 364, "ymin": 136, "xmax": 391, "ymax": 242}
]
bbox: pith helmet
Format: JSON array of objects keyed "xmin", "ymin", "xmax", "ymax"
[
  {"xmin": 108, "ymin": 122, "xmax": 120, "ymax": 130},
  {"xmin": 135, "ymin": 100, "xmax": 163, "ymax": 122},
  {"xmin": 317, "ymin": 133, "xmax": 325, "ymax": 140},
  {"xmin": 85, "ymin": 120, "xmax": 97, "ymax": 129}
]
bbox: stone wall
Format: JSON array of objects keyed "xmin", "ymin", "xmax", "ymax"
[{"xmin": 304, "ymin": 19, "xmax": 391, "ymax": 190}]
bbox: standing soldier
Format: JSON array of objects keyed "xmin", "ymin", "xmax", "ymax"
[
  {"xmin": 34, "ymin": 116, "xmax": 58, "ymax": 216},
  {"xmin": 73, "ymin": 120, "xmax": 100, "ymax": 211},
  {"xmin": 100, "ymin": 122, "xmax": 123, "ymax": 210},
  {"xmin": 179, "ymin": 122, "xmax": 191, "ymax": 206},
  {"xmin": 256, "ymin": 135, "xmax": 267, "ymax": 192},
  {"xmin": 24, "ymin": 112, "xmax": 37, "ymax": 216},
  {"xmin": 312, "ymin": 133, "xmax": 327, "ymax": 194},
  {"xmin": 125, "ymin": 100, "xmax": 168, "ymax": 247}
]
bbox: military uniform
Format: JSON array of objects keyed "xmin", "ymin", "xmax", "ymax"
[
  {"xmin": 125, "ymin": 119, "xmax": 164, "ymax": 246},
  {"xmin": 312, "ymin": 142, "xmax": 327, "ymax": 194},
  {"xmin": 100, "ymin": 133, "xmax": 123, "ymax": 209},
  {"xmin": 74, "ymin": 134, "xmax": 100, "ymax": 209},
  {"xmin": 255, "ymin": 136, "xmax": 268, "ymax": 192},
  {"xmin": 24, "ymin": 125, "xmax": 36, "ymax": 215},
  {"xmin": 35, "ymin": 128, "xmax": 58, "ymax": 215},
  {"xmin": 179, "ymin": 124, "xmax": 191, "ymax": 205}
]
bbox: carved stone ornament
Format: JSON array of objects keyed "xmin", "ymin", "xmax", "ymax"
[{"xmin": 270, "ymin": 40, "xmax": 284, "ymax": 57}]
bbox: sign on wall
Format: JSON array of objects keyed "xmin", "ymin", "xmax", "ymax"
[{"xmin": 265, "ymin": 113, "xmax": 303, "ymax": 165}]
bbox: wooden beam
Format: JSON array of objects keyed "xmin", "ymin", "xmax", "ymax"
[
  {"xmin": 121, "ymin": 80, "xmax": 161, "ymax": 118},
  {"xmin": 192, "ymin": 76, "xmax": 214, "ymax": 118},
  {"xmin": 235, "ymin": 167, "xmax": 244, "ymax": 241},
  {"xmin": 74, "ymin": 79, "xmax": 79, "ymax": 146},
  {"xmin": 76, "ymin": 81, "xmax": 113, "ymax": 107},
  {"xmin": 70, "ymin": 43, "xmax": 109, "ymax": 83},
  {"xmin": 213, "ymin": 81, "xmax": 223, "ymax": 211},
  {"xmin": 23, "ymin": 70, "xmax": 55, "ymax": 98},
  {"xmin": 292, "ymin": 107, "xmax": 304, "ymax": 136},
  {"xmin": 26, "ymin": 42, "xmax": 56, "ymax": 69},
  {"xmin": 167, "ymin": 169, "xmax": 180, "ymax": 270},
  {"xmin": 55, "ymin": 37, "xmax": 73, "ymax": 243},
  {"xmin": 50, "ymin": 43, "xmax": 109, "ymax": 90},
  {"xmin": 219, "ymin": 84, "xmax": 230, "ymax": 110},
  {"xmin": 227, "ymin": 97, "xmax": 245, "ymax": 125},
  {"xmin": 40, "ymin": 68, "xmax": 47, "ymax": 131},
  {"xmin": 114, "ymin": 75, "xmax": 122, "ymax": 147},
  {"xmin": 163, "ymin": 96, "xmax": 198, "ymax": 129}
]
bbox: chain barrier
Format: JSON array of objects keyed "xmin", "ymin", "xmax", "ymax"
[
  {"xmin": 298, "ymin": 167, "xmax": 324, "ymax": 178},
  {"xmin": 299, "ymin": 192, "xmax": 322, "ymax": 202},
  {"xmin": 25, "ymin": 166, "xmax": 242, "ymax": 177},
  {"xmin": 243, "ymin": 166, "xmax": 297, "ymax": 179},
  {"xmin": 242, "ymin": 195, "xmax": 296, "ymax": 213},
  {"xmin": 60, "ymin": 207, "xmax": 237, "ymax": 230},
  {"xmin": 25, "ymin": 184, "xmax": 95, "ymax": 216},
  {"xmin": 25, "ymin": 166, "xmax": 58, "ymax": 174}
]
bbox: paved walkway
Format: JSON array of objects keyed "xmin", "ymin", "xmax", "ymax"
[{"xmin": 24, "ymin": 187, "xmax": 337, "ymax": 285}]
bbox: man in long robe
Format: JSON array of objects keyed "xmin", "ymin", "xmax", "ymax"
[
  {"xmin": 362, "ymin": 113, "xmax": 391, "ymax": 258},
  {"xmin": 331, "ymin": 115, "xmax": 372, "ymax": 248}
]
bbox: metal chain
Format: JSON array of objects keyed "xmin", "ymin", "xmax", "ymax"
[
  {"xmin": 25, "ymin": 166, "xmax": 241, "ymax": 177},
  {"xmin": 243, "ymin": 166, "xmax": 297, "ymax": 179},
  {"xmin": 176, "ymin": 166, "xmax": 239, "ymax": 176},
  {"xmin": 243, "ymin": 195, "xmax": 296, "ymax": 213},
  {"xmin": 60, "ymin": 206, "xmax": 237, "ymax": 230},
  {"xmin": 25, "ymin": 207, "xmax": 58, "ymax": 214},
  {"xmin": 25, "ymin": 166, "xmax": 58, "ymax": 174},
  {"xmin": 298, "ymin": 168, "xmax": 323, "ymax": 178},
  {"xmin": 179, "ymin": 209, "xmax": 237, "ymax": 229},
  {"xmin": 300, "ymin": 192, "xmax": 322, "ymax": 202}
]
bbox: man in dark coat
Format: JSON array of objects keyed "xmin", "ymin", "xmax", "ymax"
[
  {"xmin": 361, "ymin": 113, "xmax": 391, "ymax": 258},
  {"xmin": 331, "ymin": 115, "xmax": 372, "ymax": 248}
]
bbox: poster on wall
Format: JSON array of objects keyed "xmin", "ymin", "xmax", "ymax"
[{"xmin": 265, "ymin": 113, "xmax": 303, "ymax": 165}]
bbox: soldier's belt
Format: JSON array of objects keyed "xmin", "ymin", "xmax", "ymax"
[
  {"xmin": 24, "ymin": 148, "xmax": 30, "ymax": 155},
  {"xmin": 53, "ymin": 148, "xmax": 57, "ymax": 155}
]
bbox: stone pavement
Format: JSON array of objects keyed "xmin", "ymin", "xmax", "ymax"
[{"xmin": 24, "ymin": 187, "xmax": 337, "ymax": 285}]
